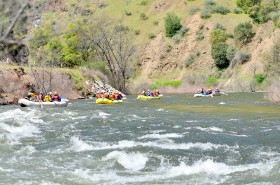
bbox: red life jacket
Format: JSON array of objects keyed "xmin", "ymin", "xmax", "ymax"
[{"xmin": 53, "ymin": 95, "xmax": 59, "ymax": 101}]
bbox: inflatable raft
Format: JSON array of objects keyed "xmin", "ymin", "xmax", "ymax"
[
  {"xmin": 18, "ymin": 98, "xmax": 68, "ymax": 107},
  {"xmin": 194, "ymin": 94, "xmax": 213, "ymax": 97},
  {"xmin": 96, "ymin": 98, "xmax": 123, "ymax": 104},
  {"xmin": 136, "ymin": 95, "xmax": 162, "ymax": 100}
]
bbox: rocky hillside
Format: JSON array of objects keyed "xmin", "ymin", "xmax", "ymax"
[{"xmin": 1, "ymin": 0, "xmax": 280, "ymax": 101}]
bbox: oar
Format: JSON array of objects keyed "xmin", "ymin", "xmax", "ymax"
[{"xmin": 39, "ymin": 101, "xmax": 43, "ymax": 108}]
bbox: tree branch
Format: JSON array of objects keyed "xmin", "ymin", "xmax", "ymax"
[{"xmin": 0, "ymin": 2, "xmax": 28, "ymax": 41}]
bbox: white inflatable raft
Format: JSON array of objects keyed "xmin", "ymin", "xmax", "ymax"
[{"xmin": 18, "ymin": 98, "xmax": 68, "ymax": 107}]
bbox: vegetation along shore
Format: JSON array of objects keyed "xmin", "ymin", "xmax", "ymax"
[{"xmin": 0, "ymin": 0, "xmax": 279, "ymax": 104}]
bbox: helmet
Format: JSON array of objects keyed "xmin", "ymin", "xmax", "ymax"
[
  {"xmin": 55, "ymin": 92, "xmax": 58, "ymax": 94},
  {"xmin": 49, "ymin": 92, "xmax": 52, "ymax": 95}
]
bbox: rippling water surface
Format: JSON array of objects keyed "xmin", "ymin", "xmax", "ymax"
[{"xmin": 0, "ymin": 93, "xmax": 280, "ymax": 185}]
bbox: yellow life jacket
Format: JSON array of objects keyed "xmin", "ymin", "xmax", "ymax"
[{"xmin": 44, "ymin": 95, "xmax": 51, "ymax": 102}]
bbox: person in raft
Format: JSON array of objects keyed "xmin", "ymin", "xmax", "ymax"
[
  {"xmin": 25, "ymin": 89, "xmax": 37, "ymax": 101},
  {"xmin": 38, "ymin": 92, "xmax": 45, "ymax": 102},
  {"xmin": 44, "ymin": 92, "xmax": 52, "ymax": 102},
  {"xmin": 52, "ymin": 92, "xmax": 61, "ymax": 102}
]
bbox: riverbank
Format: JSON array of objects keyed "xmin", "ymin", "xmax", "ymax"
[{"xmin": 0, "ymin": 66, "xmax": 122, "ymax": 105}]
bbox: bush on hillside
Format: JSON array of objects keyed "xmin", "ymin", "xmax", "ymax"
[
  {"xmin": 185, "ymin": 54, "xmax": 196, "ymax": 67},
  {"xmin": 148, "ymin": 33, "xmax": 156, "ymax": 39},
  {"xmin": 196, "ymin": 32, "xmax": 204, "ymax": 41},
  {"xmin": 255, "ymin": 73, "xmax": 266, "ymax": 84},
  {"xmin": 210, "ymin": 29, "xmax": 227, "ymax": 44},
  {"xmin": 140, "ymin": 0, "xmax": 148, "ymax": 6},
  {"xmin": 124, "ymin": 10, "xmax": 132, "ymax": 16},
  {"xmin": 214, "ymin": 23, "xmax": 226, "ymax": 30},
  {"xmin": 226, "ymin": 45, "xmax": 236, "ymax": 62},
  {"xmin": 140, "ymin": 13, "xmax": 148, "ymax": 20},
  {"xmin": 211, "ymin": 5, "xmax": 231, "ymax": 15},
  {"xmin": 211, "ymin": 42, "xmax": 230, "ymax": 69},
  {"xmin": 200, "ymin": 9, "xmax": 211, "ymax": 19},
  {"xmin": 234, "ymin": 22, "xmax": 254, "ymax": 46},
  {"xmin": 204, "ymin": 0, "xmax": 216, "ymax": 6},
  {"xmin": 190, "ymin": 7, "xmax": 200, "ymax": 15},
  {"xmin": 236, "ymin": 51, "xmax": 250, "ymax": 64},
  {"xmin": 205, "ymin": 75, "xmax": 218, "ymax": 87},
  {"xmin": 234, "ymin": 7, "xmax": 243, "ymax": 14},
  {"xmin": 134, "ymin": 29, "xmax": 140, "ymax": 35},
  {"xmin": 236, "ymin": 0, "xmax": 261, "ymax": 13},
  {"xmin": 164, "ymin": 12, "xmax": 182, "ymax": 37}
]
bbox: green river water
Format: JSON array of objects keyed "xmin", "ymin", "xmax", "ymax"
[{"xmin": 0, "ymin": 93, "xmax": 279, "ymax": 185}]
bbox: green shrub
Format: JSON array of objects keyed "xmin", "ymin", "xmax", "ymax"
[
  {"xmin": 172, "ymin": 34, "xmax": 183, "ymax": 43},
  {"xmin": 154, "ymin": 80, "xmax": 182, "ymax": 89},
  {"xmin": 196, "ymin": 32, "xmax": 204, "ymax": 41},
  {"xmin": 124, "ymin": 10, "xmax": 132, "ymax": 16},
  {"xmin": 234, "ymin": 22, "xmax": 254, "ymax": 45},
  {"xmin": 234, "ymin": 7, "xmax": 243, "ymax": 14},
  {"xmin": 210, "ymin": 29, "xmax": 227, "ymax": 44},
  {"xmin": 214, "ymin": 23, "xmax": 226, "ymax": 30},
  {"xmin": 211, "ymin": 42, "xmax": 230, "ymax": 69},
  {"xmin": 255, "ymin": 73, "xmax": 266, "ymax": 84},
  {"xmin": 140, "ymin": 0, "xmax": 148, "ymax": 6},
  {"xmin": 211, "ymin": 5, "xmax": 231, "ymax": 15},
  {"xmin": 140, "ymin": 13, "xmax": 148, "ymax": 20},
  {"xmin": 235, "ymin": 51, "xmax": 250, "ymax": 64},
  {"xmin": 205, "ymin": 75, "xmax": 218, "ymax": 87},
  {"xmin": 148, "ymin": 33, "xmax": 156, "ymax": 39},
  {"xmin": 204, "ymin": 0, "xmax": 216, "ymax": 6},
  {"xmin": 135, "ymin": 29, "xmax": 140, "ymax": 35},
  {"xmin": 200, "ymin": 9, "xmax": 211, "ymax": 19},
  {"xmin": 177, "ymin": 27, "xmax": 189, "ymax": 37},
  {"xmin": 190, "ymin": 7, "xmax": 200, "ymax": 15},
  {"xmin": 153, "ymin": 21, "xmax": 159, "ymax": 26},
  {"xmin": 277, "ymin": 22, "xmax": 280, "ymax": 28},
  {"xmin": 226, "ymin": 45, "xmax": 236, "ymax": 61},
  {"xmin": 236, "ymin": 0, "xmax": 261, "ymax": 13},
  {"xmin": 185, "ymin": 54, "xmax": 195, "ymax": 67},
  {"xmin": 164, "ymin": 12, "xmax": 182, "ymax": 37}
]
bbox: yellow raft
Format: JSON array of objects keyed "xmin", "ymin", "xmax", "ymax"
[
  {"xmin": 136, "ymin": 95, "xmax": 162, "ymax": 100},
  {"xmin": 96, "ymin": 98, "xmax": 123, "ymax": 104}
]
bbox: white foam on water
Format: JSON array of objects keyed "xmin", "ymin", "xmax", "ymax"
[
  {"xmin": 185, "ymin": 126, "xmax": 223, "ymax": 132},
  {"xmin": 185, "ymin": 120, "xmax": 198, "ymax": 123},
  {"xmin": 75, "ymin": 139, "xmax": 235, "ymax": 151},
  {"xmin": 0, "ymin": 109, "xmax": 44, "ymax": 144},
  {"xmin": 228, "ymin": 118, "xmax": 239, "ymax": 121},
  {"xmin": 139, "ymin": 133, "xmax": 184, "ymax": 139},
  {"xmin": 14, "ymin": 181, "xmax": 62, "ymax": 185},
  {"xmin": 98, "ymin": 111, "xmax": 111, "ymax": 119},
  {"xmin": 0, "ymin": 122, "xmax": 41, "ymax": 144},
  {"xmin": 219, "ymin": 102, "xmax": 226, "ymax": 105},
  {"xmin": 0, "ymin": 167, "xmax": 14, "ymax": 172},
  {"xmin": 173, "ymin": 125, "xmax": 181, "ymax": 128},
  {"xmin": 69, "ymin": 136, "xmax": 94, "ymax": 152},
  {"xmin": 39, "ymin": 181, "xmax": 61, "ymax": 185},
  {"xmin": 167, "ymin": 158, "xmax": 279, "ymax": 177},
  {"xmin": 70, "ymin": 157, "xmax": 280, "ymax": 185},
  {"xmin": 143, "ymin": 139, "xmax": 233, "ymax": 150},
  {"xmin": 157, "ymin": 109, "xmax": 164, "ymax": 111},
  {"xmin": 16, "ymin": 145, "xmax": 37, "ymax": 155},
  {"xmin": 102, "ymin": 151, "xmax": 148, "ymax": 171}
]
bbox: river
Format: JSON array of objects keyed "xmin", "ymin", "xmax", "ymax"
[{"xmin": 0, "ymin": 93, "xmax": 280, "ymax": 185}]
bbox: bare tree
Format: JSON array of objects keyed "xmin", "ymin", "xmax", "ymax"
[{"xmin": 80, "ymin": 19, "xmax": 135, "ymax": 92}]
